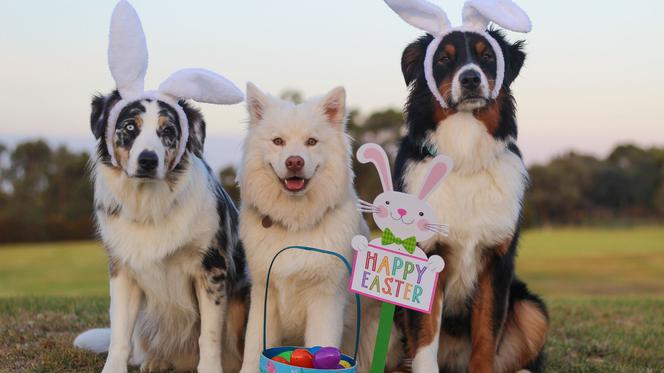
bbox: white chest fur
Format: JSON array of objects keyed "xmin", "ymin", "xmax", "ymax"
[
  {"xmin": 240, "ymin": 199, "xmax": 363, "ymax": 337},
  {"xmin": 94, "ymin": 156, "xmax": 218, "ymax": 272},
  {"xmin": 403, "ymin": 112, "xmax": 527, "ymax": 312}
]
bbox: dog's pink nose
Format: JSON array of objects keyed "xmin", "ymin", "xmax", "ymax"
[
  {"xmin": 285, "ymin": 156, "xmax": 304, "ymax": 172},
  {"xmin": 397, "ymin": 208, "xmax": 407, "ymax": 216}
]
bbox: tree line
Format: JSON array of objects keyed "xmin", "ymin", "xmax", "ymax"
[{"xmin": 1, "ymin": 111, "xmax": 662, "ymax": 243}]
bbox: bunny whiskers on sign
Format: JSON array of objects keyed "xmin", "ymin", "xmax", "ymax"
[{"xmin": 349, "ymin": 143, "xmax": 452, "ymax": 313}]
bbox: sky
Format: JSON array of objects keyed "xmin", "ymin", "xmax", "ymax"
[{"xmin": 1, "ymin": 0, "xmax": 662, "ymax": 171}]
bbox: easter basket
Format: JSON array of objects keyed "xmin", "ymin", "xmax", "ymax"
[{"xmin": 259, "ymin": 246, "xmax": 361, "ymax": 373}]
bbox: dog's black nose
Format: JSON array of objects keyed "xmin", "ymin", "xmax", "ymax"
[
  {"xmin": 460, "ymin": 70, "xmax": 482, "ymax": 90},
  {"xmin": 285, "ymin": 156, "xmax": 304, "ymax": 172},
  {"xmin": 137, "ymin": 150, "xmax": 158, "ymax": 171}
]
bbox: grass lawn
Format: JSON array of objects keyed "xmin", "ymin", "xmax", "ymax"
[{"xmin": 1, "ymin": 227, "xmax": 663, "ymax": 371}]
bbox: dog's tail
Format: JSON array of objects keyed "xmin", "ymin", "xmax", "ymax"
[{"xmin": 73, "ymin": 328, "xmax": 111, "ymax": 353}]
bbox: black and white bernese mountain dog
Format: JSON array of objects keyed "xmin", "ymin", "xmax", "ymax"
[{"xmin": 392, "ymin": 30, "xmax": 549, "ymax": 372}]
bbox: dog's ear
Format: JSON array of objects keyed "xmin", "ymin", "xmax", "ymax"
[
  {"xmin": 503, "ymin": 40, "xmax": 526, "ymax": 87},
  {"xmin": 90, "ymin": 94, "xmax": 106, "ymax": 139},
  {"xmin": 90, "ymin": 91, "xmax": 121, "ymax": 140},
  {"xmin": 320, "ymin": 86, "xmax": 346, "ymax": 129},
  {"xmin": 246, "ymin": 82, "xmax": 269, "ymax": 125},
  {"xmin": 180, "ymin": 100, "xmax": 206, "ymax": 158},
  {"xmin": 490, "ymin": 30, "xmax": 526, "ymax": 87},
  {"xmin": 401, "ymin": 35, "xmax": 432, "ymax": 86}
]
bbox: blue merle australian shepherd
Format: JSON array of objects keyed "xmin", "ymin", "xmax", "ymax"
[
  {"xmin": 74, "ymin": 90, "xmax": 249, "ymax": 372},
  {"xmin": 391, "ymin": 30, "xmax": 549, "ymax": 372}
]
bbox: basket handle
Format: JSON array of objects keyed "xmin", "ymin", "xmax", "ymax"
[{"xmin": 262, "ymin": 245, "xmax": 361, "ymax": 361}]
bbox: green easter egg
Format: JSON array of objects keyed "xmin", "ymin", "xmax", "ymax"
[{"xmin": 277, "ymin": 350, "xmax": 293, "ymax": 361}]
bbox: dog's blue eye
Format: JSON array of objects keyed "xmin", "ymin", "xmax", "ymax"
[{"xmin": 125, "ymin": 123, "xmax": 136, "ymax": 132}]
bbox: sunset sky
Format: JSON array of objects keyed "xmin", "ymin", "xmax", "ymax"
[{"xmin": 1, "ymin": 0, "xmax": 662, "ymax": 170}]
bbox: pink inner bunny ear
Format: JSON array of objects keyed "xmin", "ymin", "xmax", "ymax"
[
  {"xmin": 357, "ymin": 143, "xmax": 393, "ymax": 192},
  {"xmin": 418, "ymin": 155, "xmax": 453, "ymax": 200}
]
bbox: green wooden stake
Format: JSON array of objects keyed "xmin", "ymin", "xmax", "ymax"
[{"xmin": 370, "ymin": 302, "xmax": 396, "ymax": 373}]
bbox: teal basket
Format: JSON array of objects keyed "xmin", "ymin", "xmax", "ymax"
[{"xmin": 259, "ymin": 246, "xmax": 360, "ymax": 373}]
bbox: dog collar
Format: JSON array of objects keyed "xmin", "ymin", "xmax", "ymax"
[{"xmin": 384, "ymin": 0, "xmax": 532, "ymax": 109}]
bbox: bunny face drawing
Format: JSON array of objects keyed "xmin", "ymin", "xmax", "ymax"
[{"xmin": 353, "ymin": 143, "xmax": 452, "ymax": 272}]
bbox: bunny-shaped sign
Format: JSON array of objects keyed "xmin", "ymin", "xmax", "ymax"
[
  {"xmin": 349, "ymin": 143, "xmax": 452, "ymax": 313},
  {"xmin": 104, "ymin": 0, "xmax": 243, "ymax": 169}
]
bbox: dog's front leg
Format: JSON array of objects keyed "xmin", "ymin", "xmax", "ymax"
[
  {"xmin": 409, "ymin": 280, "xmax": 444, "ymax": 373},
  {"xmin": 103, "ymin": 268, "xmax": 142, "ymax": 373},
  {"xmin": 239, "ymin": 283, "xmax": 279, "ymax": 373},
  {"xmin": 469, "ymin": 263, "xmax": 497, "ymax": 373},
  {"xmin": 195, "ymin": 274, "xmax": 225, "ymax": 373},
  {"xmin": 304, "ymin": 291, "xmax": 344, "ymax": 347}
]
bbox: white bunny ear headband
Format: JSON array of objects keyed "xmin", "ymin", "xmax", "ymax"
[
  {"xmin": 105, "ymin": 1, "xmax": 244, "ymax": 169},
  {"xmin": 384, "ymin": 0, "xmax": 531, "ymax": 109}
]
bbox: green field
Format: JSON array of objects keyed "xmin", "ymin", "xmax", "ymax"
[{"xmin": 1, "ymin": 227, "xmax": 663, "ymax": 372}]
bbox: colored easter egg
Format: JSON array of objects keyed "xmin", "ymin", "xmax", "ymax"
[
  {"xmin": 309, "ymin": 345, "xmax": 322, "ymax": 354},
  {"xmin": 290, "ymin": 348, "xmax": 314, "ymax": 368},
  {"xmin": 313, "ymin": 347, "xmax": 341, "ymax": 369},
  {"xmin": 276, "ymin": 350, "xmax": 292, "ymax": 361},
  {"xmin": 338, "ymin": 359, "xmax": 352, "ymax": 368},
  {"xmin": 272, "ymin": 356, "xmax": 289, "ymax": 364}
]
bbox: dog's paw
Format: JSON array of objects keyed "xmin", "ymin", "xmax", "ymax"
[
  {"xmin": 411, "ymin": 351, "xmax": 438, "ymax": 373},
  {"xmin": 101, "ymin": 359, "xmax": 128, "ymax": 373},
  {"xmin": 197, "ymin": 358, "xmax": 223, "ymax": 373},
  {"xmin": 352, "ymin": 235, "xmax": 369, "ymax": 252},
  {"xmin": 139, "ymin": 359, "xmax": 170, "ymax": 373}
]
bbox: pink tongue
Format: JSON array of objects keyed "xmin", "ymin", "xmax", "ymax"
[{"xmin": 285, "ymin": 178, "xmax": 305, "ymax": 190}]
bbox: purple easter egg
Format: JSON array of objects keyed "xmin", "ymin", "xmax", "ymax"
[{"xmin": 313, "ymin": 346, "xmax": 341, "ymax": 369}]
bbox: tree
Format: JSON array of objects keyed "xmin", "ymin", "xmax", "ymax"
[{"xmin": 219, "ymin": 166, "xmax": 240, "ymax": 206}]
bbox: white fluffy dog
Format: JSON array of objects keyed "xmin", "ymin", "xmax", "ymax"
[{"xmin": 237, "ymin": 83, "xmax": 369, "ymax": 372}]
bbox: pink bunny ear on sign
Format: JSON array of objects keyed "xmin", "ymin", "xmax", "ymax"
[
  {"xmin": 108, "ymin": 0, "xmax": 148, "ymax": 98},
  {"xmin": 417, "ymin": 155, "xmax": 453, "ymax": 200},
  {"xmin": 357, "ymin": 143, "xmax": 393, "ymax": 192},
  {"xmin": 158, "ymin": 68, "xmax": 244, "ymax": 105},
  {"xmin": 384, "ymin": 0, "xmax": 451, "ymax": 35},
  {"xmin": 462, "ymin": 0, "xmax": 532, "ymax": 33}
]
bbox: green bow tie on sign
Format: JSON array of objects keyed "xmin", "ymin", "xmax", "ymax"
[{"xmin": 381, "ymin": 228, "xmax": 417, "ymax": 254}]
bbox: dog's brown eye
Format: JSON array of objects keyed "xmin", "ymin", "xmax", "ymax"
[
  {"xmin": 482, "ymin": 52, "xmax": 494, "ymax": 62},
  {"xmin": 306, "ymin": 138, "xmax": 318, "ymax": 146},
  {"xmin": 273, "ymin": 137, "xmax": 284, "ymax": 146},
  {"xmin": 438, "ymin": 55, "xmax": 451, "ymax": 64},
  {"xmin": 162, "ymin": 126, "xmax": 175, "ymax": 138},
  {"xmin": 385, "ymin": 201, "xmax": 390, "ymax": 205},
  {"xmin": 419, "ymin": 212, "xmax": 424, "ymax": 216}
]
